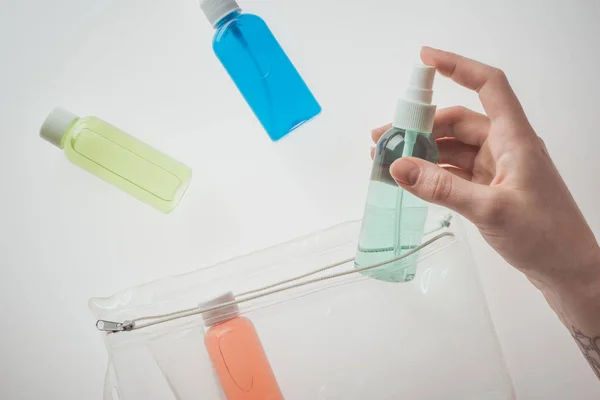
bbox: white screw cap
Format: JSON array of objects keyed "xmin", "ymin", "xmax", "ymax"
[
  {"xmin": 40, "ymin": 107, "xmax": 79, "ymax": 148},
  {"xmin": 200, "ymin": 0, "xmax": 241, "ymax": 27},
  {"xmin": 199, "ymin": 292, "xmax": 240, "ymax": 326},
  {"xmin": 392, "ymin": 65, "xmax": 437, "ymax": 134}
]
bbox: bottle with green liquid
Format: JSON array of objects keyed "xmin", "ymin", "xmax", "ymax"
[
  {"xmin": 355, "ymin": 66, "xmax": 439, "ymax": 283},
  {"xmin": 40, "ymin": 107, "xmax": 192, "ymax": 213}
]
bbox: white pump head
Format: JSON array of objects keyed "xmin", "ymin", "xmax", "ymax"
[{"xmin": 392, "ymin": 65, "xmax": 437, "ymax": 134}]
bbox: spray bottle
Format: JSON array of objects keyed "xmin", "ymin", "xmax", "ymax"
[{"xmin": 355, "ymin": 65, "xmax": 438, "ymax": 283}]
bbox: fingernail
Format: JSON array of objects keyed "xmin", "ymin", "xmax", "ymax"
[{"xmin": 391, "ymin": 159, "xmax": 420, "ymax": 186}]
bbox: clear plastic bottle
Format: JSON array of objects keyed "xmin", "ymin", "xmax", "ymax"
[
  {"xmin": 39, "ymin": 107, "xmax": 192, "ymax": 213},
  {"xmin": 355, "ymin": 66, "xmax": 439, "ymax": 283},
  {"xmin": 201, "ymin": 292, "xmax": 283, "ymax": 400},
  {"xmin": 200, "ymin": 0, "xmax": 322, "ymax": 141}
]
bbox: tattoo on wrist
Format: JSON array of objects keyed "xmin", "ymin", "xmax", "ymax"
[{"xmin": 572, "ymin": 326, "xmax": 600, "ymax": 379}]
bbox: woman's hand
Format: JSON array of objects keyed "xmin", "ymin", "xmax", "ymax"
[{"xmin": 373, "ymin": 46, "xmax": 600, "ymax": 379}]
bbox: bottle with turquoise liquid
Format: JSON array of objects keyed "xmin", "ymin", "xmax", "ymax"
[
  {"xmin": 200, "ymin": 0, "xmax": 322, "ymax": 141},
  {"xmin": 355, "ymin": 66, "xmax": 439, "ymax": 283},
  {"xmin": 40, "ymin": 107, "xmax": 192, "ymax": 213}
]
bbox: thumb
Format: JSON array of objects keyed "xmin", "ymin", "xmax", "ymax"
[{"xmin": 390, "ymin": 157, "xmax": 491, "ymax": 221}]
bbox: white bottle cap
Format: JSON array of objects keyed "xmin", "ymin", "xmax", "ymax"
[
  {"xmin": 199, "ymin": 291, "xmax": 240, "ymax": 326},
  {"xmin": 392, "ymin": 65, "xmax": 437, "ymax": 134},
  {"xmin": 40, "ymin": 107, "xmax": 79, "ymax": 148},
  {"xmin": 199, "ymin": 0, "xmax": 241, "ymax": 27}
]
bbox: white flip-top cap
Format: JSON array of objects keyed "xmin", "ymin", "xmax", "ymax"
[
  {"xmin": 199, "ymin": 292, "xmax": 240, "ymax": 326},
  {"xmin": 40, "ymin": 107, "xmax": 79, "ymax": 148},
  {"xmin": 200, "ymin": 0, "xmax": 241, "ymax": 27},
  {"xmin": 392, "ymin": 65, "xmax": 437, "ymax": 134}
]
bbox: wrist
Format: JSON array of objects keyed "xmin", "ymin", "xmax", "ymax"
[
  {"xmin": 562, "ymin": 245, "xmax": 600, "ymax": 299},
  {"xmin": 545, "ymin": 246, "xmax": 600, "ymax": 329}
]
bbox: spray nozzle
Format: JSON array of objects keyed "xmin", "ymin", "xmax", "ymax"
[
  {"xmin": 392, "ymin": 64, "xmax": 438, "ymax": 134},
  {"xmin": 405, "ymin": 65, "xmax": 436, "ymax": 105}
]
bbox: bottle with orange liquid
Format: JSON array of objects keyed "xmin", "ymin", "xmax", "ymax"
[{"xmin": 201, "ymin": 292, "xmax": 283, "ymax": 400}]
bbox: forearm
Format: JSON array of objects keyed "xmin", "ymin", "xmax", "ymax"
[{"xmin": 539, "ymin": 251, "xmax": 600, "ymax": 379}]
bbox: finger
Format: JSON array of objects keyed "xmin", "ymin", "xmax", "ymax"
[
  {"xmin": 421, "ymin": 46, "xmax": 527, "ymax": 122},
  {"xmin": 370, "ymin": 147, "xmax": 375, "ymax": 159},
  {"xmin": 432, "ymin": 106, "xmax": 490, "ymax": 146},
  {"xmin": 390, "ymin": 157, "xmax": 493, "ymax": 222},
  {"xmin": 437, "ymin": 138, "xmax": 479, "ymax": 171},
  {"xmin": 371, "ymin": 123, "xmax": 392, "ymax": 143},
  {"xmin": 443, "ymin": 166, "xmax": 473, "ymax": 181}
]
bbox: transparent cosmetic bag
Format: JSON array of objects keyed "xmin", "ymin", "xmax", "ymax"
[{"xmin": 90, "ymin": 206, "xmax": 515, "ymax": 400}]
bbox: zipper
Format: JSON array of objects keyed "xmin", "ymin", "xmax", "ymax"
[{"xmin": 94, "ymin": 227, "xmax": 455, "ymax": 335}]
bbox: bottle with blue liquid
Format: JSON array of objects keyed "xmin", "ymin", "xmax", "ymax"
[{"xmin": 200, "ymin": 0, "xmax": 322, "ymax": 141}]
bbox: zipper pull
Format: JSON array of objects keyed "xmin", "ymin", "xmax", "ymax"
[{"xmin": 96, "ymin": 320, "xmax": 135, "ymax": 333}]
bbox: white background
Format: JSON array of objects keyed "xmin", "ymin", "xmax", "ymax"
[{"xmin": 1, "ymin": 0, "xmax": 600, "ymax": 398}]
